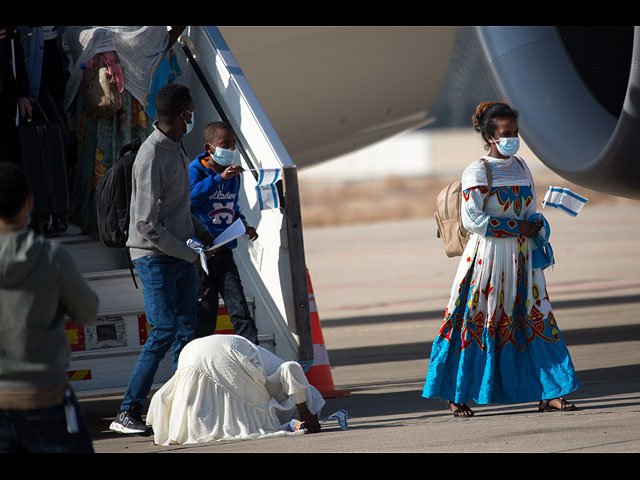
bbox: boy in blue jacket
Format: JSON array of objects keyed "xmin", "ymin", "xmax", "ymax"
[{"xmin": 189, "ymin": 122, "xmax": 259, "ymax": 344}]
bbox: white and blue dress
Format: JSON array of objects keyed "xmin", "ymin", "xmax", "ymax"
[{"xmin": 423, "ymin": 155, "xmax": 579, "ymax": 405}]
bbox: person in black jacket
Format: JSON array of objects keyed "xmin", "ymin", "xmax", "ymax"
[{"xmin": 0, "ymin": 27, "xmax": 32, "ymax": 166}]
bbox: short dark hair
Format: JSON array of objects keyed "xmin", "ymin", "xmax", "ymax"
[
  {"xmin": 472, "ymin": 101, "xmax": 519, "ymax": 151},
  {"xmin": 155, "ymin": 83, "xmax": 192, "ymax": 122},
  {"xmin": 203, "ymin": 121, "xmax": 234, "ymax": 144},
  {"xmin": 0, "ymin": 162, "xmax": 30, "ymax": 219}
]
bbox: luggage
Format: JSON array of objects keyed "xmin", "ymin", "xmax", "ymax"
[
  {"xmin": 10, "ymin": 34, "xmax": 70, "ymax": 236},
  {"xmin": 18, "ymin": 119, "xmax": 70, "ymax": 235}
]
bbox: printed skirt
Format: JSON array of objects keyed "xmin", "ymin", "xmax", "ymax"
[{"xmin": 423, "ymin": 232, "xmax": 579, "ymax": 405}]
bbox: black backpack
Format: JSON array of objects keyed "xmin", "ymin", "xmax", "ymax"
[{"xmin": 95, "ymin": 138, "xmax": 141, "ymax": 286}]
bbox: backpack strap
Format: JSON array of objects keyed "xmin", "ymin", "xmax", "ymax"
[
  {"xmin": 480, "ymin": 158, "xmax": 492, "ymax": 208},
  {"xmin": 513, "ymin": 155, "xmax": 532, "ymax": 189},
  {"xmin": 122, "ymin": 138, "xmax": 141, "ymax": 289}
]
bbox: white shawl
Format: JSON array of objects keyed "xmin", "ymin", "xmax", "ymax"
[{"xmin": 62, "ymin": 26, "xmax": 169, "ymax": 112}]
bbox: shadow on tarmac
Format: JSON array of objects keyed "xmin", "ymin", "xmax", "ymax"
[
  {"xmin": 83, "ymin": 294, "xmax": 640, "ymax": 448},
  {"xmin": 323, "ymin": 294, "xmax": 640, "ymax": 328}
]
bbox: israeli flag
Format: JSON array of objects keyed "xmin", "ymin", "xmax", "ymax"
[
  {"xmin": 542, "ymin": 186, "xmax": 588, "ymax": 217},
  {"xmin": 322, "ymin": 409, "xmax": 349, "ymax": 430},
  {"xmin": 256, "ymin": 168, "xmax": 281, "ymax": 210}
]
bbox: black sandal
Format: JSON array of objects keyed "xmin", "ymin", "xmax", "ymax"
[
  {"xmin": 538, "ymin": 397, "xmax": 577, "ymax": 412},
  {"xmin": 446, "ymin": 400, "xmax": 474, "ymax": 417}
]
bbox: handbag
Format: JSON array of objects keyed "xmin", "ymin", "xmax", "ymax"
[{"xmin": 82, "ymin": 53, "xmax": 124, "ymax": 118}]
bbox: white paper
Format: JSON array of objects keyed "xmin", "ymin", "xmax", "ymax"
[
  {"xmin": 211, "ymin": 218, "xmax": 246, "ymax": 249},
  {"xmin": 186, "ymin": 219, "xmax": 247, "ymax": 274}
]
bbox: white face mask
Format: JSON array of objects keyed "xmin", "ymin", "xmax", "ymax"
[
  {"xmin": 491, "ymin": 136, "xmax": 520, "ymax": 156},
  {"xmin": 183, "ymin": 110, "xmax": 194, "ymax": 136},
  {"xmin": 213, "ymin": 147, "xmax": 238, "ymax": 167}
]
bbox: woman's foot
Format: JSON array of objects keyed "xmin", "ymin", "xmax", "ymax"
[
  {"xmin": 446, "ymin": 400, "xmax": 474, "ymax": 417},
  {"xmin": 538, "ymin": 397, "xmax": 577, "ymax": 412}
]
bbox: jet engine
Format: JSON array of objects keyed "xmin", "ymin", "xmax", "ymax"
[{"xmin": 475, "ymin": 26, "xmax": 640, "ymax": 200}]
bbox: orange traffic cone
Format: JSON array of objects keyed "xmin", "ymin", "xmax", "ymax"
[{"xmin": 304, "ymin": 268, "xmax": 350, "ymax": 399}]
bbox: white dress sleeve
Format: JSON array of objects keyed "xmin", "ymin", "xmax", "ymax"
[
  {"xmin": 461, "ymin": 186, "xmax": 492, "ymax": 236},
  {"xmin": 460, "ymin": 160, "xmax": 491, "ymax": 236}
]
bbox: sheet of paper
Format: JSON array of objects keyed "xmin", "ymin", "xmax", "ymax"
[
  {"xmin": 186, "ymin": 219, "xmax": 247, "ymax": 274},
  {"xmin": 210, "ymin": 218, "xmax": 246, "ymax": 249}
]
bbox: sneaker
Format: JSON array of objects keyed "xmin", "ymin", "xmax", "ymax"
[{"xmin": 109, "ymin": 407, "xmax": 149, "ymax": 434}]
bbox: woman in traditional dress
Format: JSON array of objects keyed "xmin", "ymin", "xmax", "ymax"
[
  {"xmin": 422, "ymin": 101, "xmax": 579, "ymax": 417},
  {"xmin": 62, "ymin": 26, "xmax": 184, "ymax": 238}
]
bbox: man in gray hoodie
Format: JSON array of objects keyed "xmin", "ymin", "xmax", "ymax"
[
  {"xmin": 110, "ymin": 83, "xmax": 214, "ymax": 435},
  {"xmin": 0, "ymin": 162, "xmax": 99, "ymax": 452}
]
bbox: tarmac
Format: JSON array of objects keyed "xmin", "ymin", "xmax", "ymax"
[{"xmin": 80, "ymin": 202, "xmax": 640, "ymax": 453}]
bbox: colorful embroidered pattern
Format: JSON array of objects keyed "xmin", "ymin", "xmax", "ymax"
[
  {"xmin": 489, "ymin": 185, "xmax": 533, "ymax": 216},
  {"xmin": 486, "ymin": 217, "xmax": 519, "ymax": 237},
  {"xmin": 462, "ymin": 185, "xmax": 488, "ymax": 201}
]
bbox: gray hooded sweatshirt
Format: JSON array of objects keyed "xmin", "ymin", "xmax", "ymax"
[{"xmin": 0, "ymin": 229, "xmax": 99, "ymax": 390}]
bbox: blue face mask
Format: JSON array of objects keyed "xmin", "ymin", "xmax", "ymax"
[
  {"xmin": 492, "ymin": 136, "xmax": 520, "ymax": 157},
  {"xmin": 212, "ymin": 147, "xmax": 237, "ymax": 167}
]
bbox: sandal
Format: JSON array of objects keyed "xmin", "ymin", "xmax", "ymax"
[
  {"xmin": 538, "ymin": 397, "xmax": 577, "ymax": 412},
  {"xmin": 446, "ymin": 400, "xmax": 474, "ymax": 417}
]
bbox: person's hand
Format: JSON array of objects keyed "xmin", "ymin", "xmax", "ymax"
[
  {"xmin": 198, "ymin": 231, "xmax": 215, "ymax": 248},
  {"xmin": 18, "ymin": 97, "xmax": 32, "ymax": 119},
  {"xmin": 297, "ymin": 403, "xmax": 321, "ymax": 433},
  {"xmin": 245, "ymin": 225, "xmax": 258, "ymax": 241},
  {"xmin": 519, "ymin": 220, "xmax": 541, "ymax": 238},
  {"xmin": 220, "ymin": 165, "xmax": 243, "ymax": 180}
]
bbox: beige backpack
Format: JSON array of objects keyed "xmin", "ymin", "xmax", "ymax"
[{"xmin": 435, "ymin": 159, "xmax": 491, "ymax": 257}]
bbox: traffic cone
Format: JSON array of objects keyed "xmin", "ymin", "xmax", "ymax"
[{"xmin": 304, "ymin": 268, "xmax": 350, "ymax": 398}]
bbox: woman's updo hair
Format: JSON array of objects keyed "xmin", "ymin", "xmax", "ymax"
[{"xmin": 472, "ymin": 101, "xmax": 519, "ymax": 151}]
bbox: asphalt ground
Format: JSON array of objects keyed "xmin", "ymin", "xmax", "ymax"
[{"xmin": 79, "ymin": 202, "xmax": 640, "ymax": 454}]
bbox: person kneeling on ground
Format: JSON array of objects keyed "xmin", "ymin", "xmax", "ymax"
[{"xmin": 146, "ymin": 334, "xmax": 324, "ymax": 445}]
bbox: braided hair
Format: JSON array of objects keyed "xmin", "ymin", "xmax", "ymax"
[{"xmin": 472, "ymin": 101, "xmax": 519, "ymax": 151}]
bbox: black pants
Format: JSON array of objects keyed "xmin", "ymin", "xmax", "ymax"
[
  {"xmin": 0, "ymin": 388, "xmax": 93, "ymax": 453},
  {"xmin": 195, "ymin": 248, "xmax": 259, "ymax": 345}
]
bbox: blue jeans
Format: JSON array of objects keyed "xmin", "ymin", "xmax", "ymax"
[
  {"xmin": 196, "ymin": 248, "xmax": 258, "ymax": 345},
  {"xmin": 121, "ymin": 255, "xmax": 197, "ymax": 411},
  {"xmin": 0, "ymin": 389, "xmax": 93, "ymax": 453}
]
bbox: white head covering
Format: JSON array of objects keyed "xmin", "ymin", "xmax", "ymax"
[{"xmin": 62, "ymin": 26, "xmax": 169, "ymax": 112}]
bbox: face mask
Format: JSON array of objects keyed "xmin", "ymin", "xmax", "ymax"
[
  {"xmin": 213, "ymin": 147, "xmax": 238, "ymax": 167},
  {"xmin": 183, "ymin": 110, "xmax": 194, "ymax": 136},
  {"xmin": 491, "ymin": 136, "xmax": 520, "ymax": 156}
]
